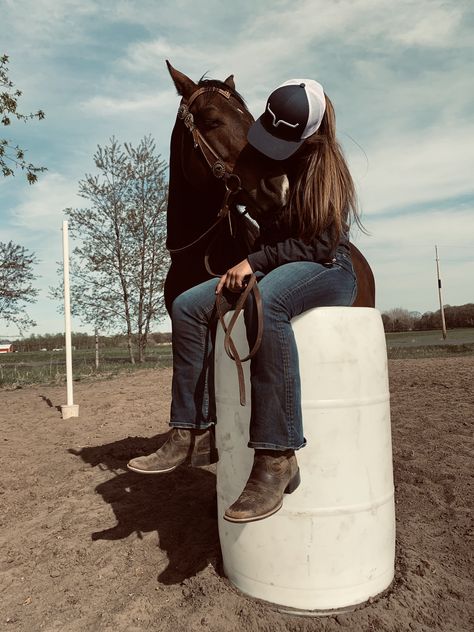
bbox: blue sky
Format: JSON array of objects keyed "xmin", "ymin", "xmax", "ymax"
[{"xmin": 1, "ymin": 0, "xmax": 473, "ymax": 337}]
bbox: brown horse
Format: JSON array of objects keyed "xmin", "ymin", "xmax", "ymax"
[{"xmin": 164, "ymin": 62, "xmax": 375, "ymax": 311}]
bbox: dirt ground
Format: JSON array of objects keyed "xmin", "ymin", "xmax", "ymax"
[{"xmin": 1, "ymin": 357, "xmax": 473, "ymax": 632}]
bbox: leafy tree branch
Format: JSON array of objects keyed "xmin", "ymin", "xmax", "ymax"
[
  {"xmin": 0, "ymin": 240, "xmax": 39, "ymax": 332},
  {"xmin": 1, "ymin": 54, "xmax": 46, "ymax": 183}
]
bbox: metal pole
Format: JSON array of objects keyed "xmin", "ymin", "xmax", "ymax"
[
  {"xmin": 61, "ymin": 221, "xmax": 79, "ymax": 419},
  {"xmin": 95, "ymin": 327, "xmax": 99, "ymax": 369},
  {"xmin": 435, "ymin": 245, "xmax": 447, "ymax": 340}
]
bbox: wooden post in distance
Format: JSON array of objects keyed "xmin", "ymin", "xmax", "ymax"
[{"xmin": 435, "ymin": 245, "xmax": 447, "ymax": 340}]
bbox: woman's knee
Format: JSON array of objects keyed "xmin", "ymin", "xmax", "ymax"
[
  {"xmin": 171, "ymin": 291, "xmax": 192, "ymax": 321},
  {"xmin": 171, "ymin": 280, "xmax": 216, "ymax": 322}
]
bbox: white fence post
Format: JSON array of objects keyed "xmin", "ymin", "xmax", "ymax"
[{"xmin": 61, "ymin": 220, "xmax": 79, "ymax": 419}]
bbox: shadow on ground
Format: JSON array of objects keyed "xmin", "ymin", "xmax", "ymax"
[{"xmin": 70, "ymin": 435, "xmax": 220, "ymax": 585}]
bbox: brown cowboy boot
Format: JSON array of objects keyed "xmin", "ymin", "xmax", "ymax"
[
  {"xmin": 127, "ymin": 427, "xmax": 217, "ymax": 474},
  {"xmin": 224, "ymin": 449, "xmax": 300, "ymax": 523}
]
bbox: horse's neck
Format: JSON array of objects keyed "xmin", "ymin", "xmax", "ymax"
[{"xmin": 166, "ymin": 126, "xmax": 222, "ymax": 249}]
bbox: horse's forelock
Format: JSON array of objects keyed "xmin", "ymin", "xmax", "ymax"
[{"xmin": 197, "ymin": 77, "xmax": 248, "ymax": 109}]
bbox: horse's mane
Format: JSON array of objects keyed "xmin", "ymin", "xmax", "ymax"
[{"xmin": 197, "ymin": 76, "xmax": 248, "ymax": 109}]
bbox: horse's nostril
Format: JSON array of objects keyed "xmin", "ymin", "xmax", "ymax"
[{"xmin": 262, "ymin": 175, "xmax": 290, "ymax": 206}]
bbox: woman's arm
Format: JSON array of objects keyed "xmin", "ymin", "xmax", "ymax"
[{"xmin": 247, "ymin": 234, "xmax": 335, "ymax": 274}]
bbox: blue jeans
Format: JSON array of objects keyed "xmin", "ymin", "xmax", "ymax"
[{"xmin": 169, "ymin": 248, "xmax": 357, "ymax": 450}]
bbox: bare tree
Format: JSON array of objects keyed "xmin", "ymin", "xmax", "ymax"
[
  {"xmin": 0, "ymin": 241, "xmax": 39, "ymax": 331},
  {"xmin": 51, "ymin": 136, "xmax": 169, "ymax": 363},
  {"xmin": 124, "ymin": 139, "xmax": 169, "ymax": 361},
  {"xmin": 382, "ymin": 307, "xmax": 418, "ymax": 332},
  {"xmin": 1, "ymin": 54, "xmax": 46, "ymax": 183}
]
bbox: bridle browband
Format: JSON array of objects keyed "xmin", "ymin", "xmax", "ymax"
[{"xmin": 168, "ymin": 85, "xmax": 263, "ymax": 406}]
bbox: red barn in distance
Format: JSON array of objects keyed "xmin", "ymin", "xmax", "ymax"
[{"xmin": 0, "ymin": 343, "xmax": 14, "ymax": 353}]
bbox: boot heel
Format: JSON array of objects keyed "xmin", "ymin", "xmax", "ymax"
[
  {"xmin": 190, "ymin": 449, "xmax": 219, "ymax": 467},
  {"xmin": 284, "ymin": 468, "xmax": 301, "ymax": 494}
]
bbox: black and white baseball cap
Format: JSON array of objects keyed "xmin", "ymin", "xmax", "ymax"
[{"xmin": 247, "ymin": 79, "xmax": 326, "ymax": 160}]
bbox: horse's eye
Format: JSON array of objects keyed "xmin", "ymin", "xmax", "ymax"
[{"xmin": 202, "ymin": 119, "xmax": 221, "ymax": 130}]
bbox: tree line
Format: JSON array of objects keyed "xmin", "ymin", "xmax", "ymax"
[
  {"xmin": 11, "ymin": 331, "xmax": 171, "ymax": 353},
  {"xmin": 382, "ymin": 304, "xmax": 474, "ymax": 332}
]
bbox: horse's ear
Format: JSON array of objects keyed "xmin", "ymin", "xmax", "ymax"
[
  {"xmin": 166, "ymin": 60, "xmax": 198, "ymax": 100},
  {"xmin": 224, "ymin": 74, "xmax": 235, "ymax": 90}
]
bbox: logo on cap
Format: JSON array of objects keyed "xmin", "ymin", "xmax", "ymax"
[{"xmin": 266, "ymin": 102, "xmax": 300, "ymax": 129}]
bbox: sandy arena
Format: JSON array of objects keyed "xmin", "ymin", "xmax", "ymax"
[{"xmin": 1, "ymin": 357, "xmax": 473, "ymax": 632}]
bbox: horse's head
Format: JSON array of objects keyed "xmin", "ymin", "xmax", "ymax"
[
  {"xmin": 166, "ymin": 61, "xmax": 289, "ymax": 216},
  {"xmin": 167, "ymin": 61, "xmax": 252, "ymax": 196}
]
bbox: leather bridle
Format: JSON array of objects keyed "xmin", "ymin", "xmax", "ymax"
[
  {"xmin": 177, "ymin": 87, "xmax": 243, "ymax": 191},
  {"xmin": 168, "ymin": 85, "xmax": 263, "ymax": 406}
]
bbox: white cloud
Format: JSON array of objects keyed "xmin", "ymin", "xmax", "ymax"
[
  {"xmin": 122, "ymin": 37, "xmax": 209, "ymax": 73},
  {"xmin": 357, "ymin": 206, "xmax": 474, "ymax": 252},
  {"xmin": 81, "ymin": 90, "xmax": 176, "ymax": 114},
  {"xmin": 353, "ymin": 206, "xmax": 474, "ymax": 312},
  {"xmin": 257, "ymin": 0, "xmax": 468, "ymax": 50},
  {"xmin": 394, "ymin": 4, "xmax": 463, "ymax": 47},
  {"xmin": 348, "ymin": 121, "xmax": 474, "ymax": 215},
  {"xmin": 2, "ymin": 0, "xmax": 99, "ymax": 47},
  {"xmin": 10, "ymin": 172, "xmax": 81, "ymax": 230},
  {"xmin": 116, "ymin": 0, "xmax": 473, "ymax": 130}
]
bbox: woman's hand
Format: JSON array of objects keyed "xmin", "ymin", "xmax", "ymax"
[{"xmin": 216, "ymin": 259, "xmax": 253, "ymax": 294}]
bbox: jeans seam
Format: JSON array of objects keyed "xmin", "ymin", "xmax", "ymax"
[
  {"xmin": 249, "ymin": 439, "xmax": 307, "ymax": 450},
  {"xmin": 170, "ymin": 421, "xmax": 214, "ymax": 429},
  {"xmin": 276, "ymin": 316, "xmax": 294, "ymax": 445},
  {"xmin": 200, "ymin": 321, "xmax": 210, "ymax": 420},
  {"xmin": 350, "ymin": 277, "xmax": 358, "ymax": 305}
]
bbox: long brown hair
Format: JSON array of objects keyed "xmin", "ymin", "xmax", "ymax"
[{"xmin": 285, "ymin": 95, "xmax": 364, "ymax": 247}]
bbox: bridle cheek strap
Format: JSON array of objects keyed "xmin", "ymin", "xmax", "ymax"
[{"xmin": 177, "ymin": 87, "xmax": 238, "ymax": 186}]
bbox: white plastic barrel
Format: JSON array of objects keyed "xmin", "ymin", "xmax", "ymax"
[{"xmin": 215, "ymin": 307, "xmax": 395, "ymax": 613}]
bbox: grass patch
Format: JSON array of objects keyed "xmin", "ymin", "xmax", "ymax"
[
  {"xmin": 0, "ymin": 345, "xmax": 172, "ymax": 388},
  {"xmin": 386, "ymin": 328, "xmax": 474, "ymax": 359},
  {"xmin": 387, "ymin": 342, "xmax": 474, "ymax": 359}
]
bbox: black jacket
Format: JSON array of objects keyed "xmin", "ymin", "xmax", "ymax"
[{"xmin": 247, "ymin": 214, "xmax": 350, "ymax": 274}]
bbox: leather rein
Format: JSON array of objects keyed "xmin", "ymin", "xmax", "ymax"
[{"xmin": 167, "ymin": 86, "xmax": 263, "ymax": 406}]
